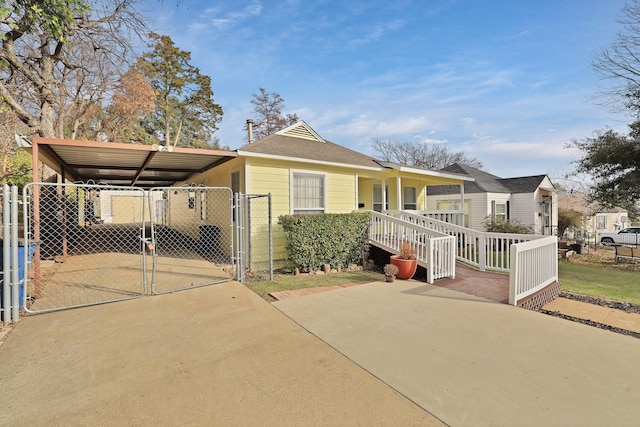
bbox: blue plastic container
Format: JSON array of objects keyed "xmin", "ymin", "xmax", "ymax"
[{"xmin": 0, "ymin": 239, "xmax": 40, "ymax": 305}]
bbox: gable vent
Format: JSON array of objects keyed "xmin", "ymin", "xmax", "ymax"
[{"xmin": 278, "ymin": 121, "xmax": 325, "ymax": 142}]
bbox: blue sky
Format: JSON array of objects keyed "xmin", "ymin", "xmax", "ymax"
[{"xmin": 144, "ymin": 0, "xmax": 628, "ymax": 180}]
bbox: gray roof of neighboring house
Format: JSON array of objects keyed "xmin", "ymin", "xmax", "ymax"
[
  {"xmin": 237, "ymin": 122, "xmax": 381, "ymax": 169},
  {"xmin": 427, "ymin": 163, "xmax": 549, "ymax": 195}
]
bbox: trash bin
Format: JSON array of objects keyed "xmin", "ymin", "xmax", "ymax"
[{"xmin": 0, "ymin": 239, "xmax": 40, "ymax": 305}]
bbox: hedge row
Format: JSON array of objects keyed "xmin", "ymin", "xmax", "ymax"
[{"xmin": 279, "ymin": 212, "xmax": 370, "ymax": 272}]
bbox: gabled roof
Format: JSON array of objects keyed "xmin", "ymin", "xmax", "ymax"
[
  {"xmin": 428, "ymin": 163, "xmax": 552, "ymax": 195},
  {"xmin": 238, "ymin": 121, "xmax": 389, "ymax": 170}
]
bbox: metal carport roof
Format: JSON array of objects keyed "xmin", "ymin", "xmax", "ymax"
[{"xmin": 20, "ymin": 137, "xmax": 237, "ymax": 188}]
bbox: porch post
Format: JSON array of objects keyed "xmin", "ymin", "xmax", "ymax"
[
  {"xmin": 381, "ymin": 179, "xmax": 386, "ymax": 212},
  {"xmin": 355, "ymin": 173, "xmax": 359, "ymax": 210},
  {"xmin": 396, "ymin": 176, "xmax": 401, "ymax": 211},
  {"xmin": 459, "ymin": 183, "xmax": 465, "ymax": 226}
]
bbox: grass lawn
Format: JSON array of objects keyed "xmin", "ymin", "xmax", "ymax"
[
  {"xmin": 245, "ymin": 270, "xmax": 384, "ymax": 301},
  {"xmin": 559, "ymin": 247, "xmax": 640, "ymax": 304}
]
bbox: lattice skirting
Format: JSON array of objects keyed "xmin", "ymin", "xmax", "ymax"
[{"xmin": 517, "ymin": 281, "xmax": 562, "ymax": 311}]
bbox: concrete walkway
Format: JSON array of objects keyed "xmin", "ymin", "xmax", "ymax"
[
  {"xmin": 543, "ymin": 297, "xmax": 640, "ymax": 334},
  {"xmin": 0, "ymin": 281, "xmax": 440, "ymax": 426},
  {"xmin": 274, "ymin": 280, "xmax": 640, "ymax": 427}
]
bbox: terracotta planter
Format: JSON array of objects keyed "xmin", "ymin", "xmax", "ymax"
[{"xmin": 390, "ymin": 255, "xmax": 418, "ymax": 280}]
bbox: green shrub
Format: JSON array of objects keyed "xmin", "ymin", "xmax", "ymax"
[
  {"xmin": 482, "ymin": 217, "xmax": 533, "ymax": 234},
  {"xmin": 279, "ymin": 212, "xmax": 370, "ymax": 272}
]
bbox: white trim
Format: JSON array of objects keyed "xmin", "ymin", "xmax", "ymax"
[
  {"xmin": 276, "ymin": 120, "xmax": 326, "ymax": 142},
  {"xmin": 289, "ymin": 169, "xmax": 328, "ymax": 214},
  {"xmin": 237, "ymin": 150, "xmax": 381, "ymax": 172},
  {"xmin": 377, "ymin": 161, "xmax": 475, "ymax": 181},
  {"xmin": 244, "ymin": 163, "xmax": 251, "ymax": 194}
]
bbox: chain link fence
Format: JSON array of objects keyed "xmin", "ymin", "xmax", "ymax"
[{"xmin": 3, "ymin": 184, "xmax": 271, "ymax": 317}]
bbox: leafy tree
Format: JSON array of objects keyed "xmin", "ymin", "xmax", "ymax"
[
  {"xmin": 0, "ymin": 0, "xmax": 148, "ymax": 138},
  {"xmin": 135, "ymin": 33, "xmax": 223, "ymax": 149},
  {"xmin": 0, "ymin": 113, "xmax": 32, "ymax": 187},
  {"xmin": 571, "ymin": 124, "xmax": 640, "ymax": 219},
  {"xmin": 248, "ymin": 88, "xmax": 299, "ymax": 141},
  {"xmin": 373, "ymin": 138, "xmax": 483, "ymax": 170},
  {"xmin": 557, "ymin": 208, "xmax": 583, "ymax": 239},
  {"xmin": 101, "ymin": 71, "xmax": 156, "ymax": 143}
]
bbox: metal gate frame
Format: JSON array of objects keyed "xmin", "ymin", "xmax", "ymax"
[
  {"xmin": 22, "ymin": 183, "xmax": 149, "ymax": 314},
  {"xmin": 148, "ymin": 186, "xmax": 236, "ymax": 295},
  {"xmin": 2, "ymin": 184, "xmax": 273, "ymax": 319}
]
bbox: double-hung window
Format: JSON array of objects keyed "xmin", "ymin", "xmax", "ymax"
[
  {"xmin": 373, "ymin": 184, "xmax": 389, "ymax": 212},
  {"xmin": 292, "ymin": 172, "xmax": 325, "ymax": 214},
  {"xmin": 403, "ymin": 187, "xmax": 417, "ymax": 210}
]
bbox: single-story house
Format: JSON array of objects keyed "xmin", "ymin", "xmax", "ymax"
[
  {"xmin": 557, "ymin": 190, "xmax": 628, "ymax": 242},
  {"xmin": 191, "ymin": 121, "xmax": 473, "ymax": 267},
  {"xmin": 425, "ymin": 163, "xmax": 558, "ymax": 235},
  {"xmin": 20, "ymin": 121, "xmax": 473, "ymax": 270}
]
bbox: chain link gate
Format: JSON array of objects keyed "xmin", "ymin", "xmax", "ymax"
[
  {"xmin": 148, "ymin": 187, "xmax": 235, "ymax": 294},
  {"xmin": 23, "ymin": 183, "xmax": 148, "ymax": 314},
  {"xmin": 15, "ymin": 183, "xmax": 249, "ymax": 315}
]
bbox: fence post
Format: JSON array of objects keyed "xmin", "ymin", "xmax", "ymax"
[
  {"xmin": 508, "ymin": 244, "xmax": 518, "ymax": 305},
  {"xmin": 2, "ymin": 185, "xmax": 10, "ymax": 323},
  {"xmin": 10, "ymin": 185, "xmax": 19, "ymax": 322},
  {"xmin": 478, "ymin": 234, "xmax": 486, "ymax": 272}
]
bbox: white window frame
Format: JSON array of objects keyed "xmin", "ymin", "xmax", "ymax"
[
  {"xmin": 596, "ymin": 215, "xmax": 607, "ymax": 229},
  {"xmin": 403, "ymin": 186, "xmax": 417, "ymax": 210},
  {"xmin": 373, "ymin": 184, "xmax": 389, "ymax": 212},
  {"xmin": 290, "ymin": 170, "xmax": 327, "ymax": 215}
]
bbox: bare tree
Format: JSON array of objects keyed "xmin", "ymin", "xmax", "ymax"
[
  {"xmin": 248, "ymin": 88, "xmax": 299, "ymax": 141},
  {"xmin": 373, "ymin": 138, "xmax": 483, "ymax": 170},
  {"xmin": 0, "ymin": 0, "xmax": 148, "ymax": 138},
  {"xmin": 592, "ymin": 0, "xmax": 640, "ymax": 111}
]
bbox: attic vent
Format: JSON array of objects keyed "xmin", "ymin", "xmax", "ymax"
[{"xmin": 278, "ymin": 121, "xmax": 325, "ymax": 142}]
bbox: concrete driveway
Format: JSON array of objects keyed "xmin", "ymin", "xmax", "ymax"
[
  {"xmin": 274, "ymin": 281, "xmax": 640, "ymax": 427},
  {"xmin": 0, "ymin": 281, "xmax": 439, "ymax": 426}
]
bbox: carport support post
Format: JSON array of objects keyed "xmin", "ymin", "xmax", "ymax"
[
  {"xmin": 31, "ymin": 138, "xmax": 42, "ymax": 298},
  {"xmin": 61, "ymin": 172, "xmax": 67, "ymax": 261}
]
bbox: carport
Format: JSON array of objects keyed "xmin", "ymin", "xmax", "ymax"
[{"xmin": 14, "ymin": 136, "xmax": 240, "ymax": 313}]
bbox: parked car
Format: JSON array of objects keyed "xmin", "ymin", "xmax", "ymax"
[{"xmin": 599, "ymin": 227, "xmax": 640, "ymax": 246}]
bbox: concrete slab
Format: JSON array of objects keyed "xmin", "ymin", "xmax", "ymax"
[
  {"xmin": 274, "ymin": 280, "xmax": 640, "ymax": 427},
  {"xmin": 544, "ymin": 297, "xmax": 640, "ymax": 333},
  {"xmin": 0, "ymin": 281, "xmax": 440, "ymax": 426}
]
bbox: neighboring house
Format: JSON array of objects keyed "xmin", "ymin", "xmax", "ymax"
[
  {"xmin": 193, "ymin": 121, "xmax": 472, "ymax": 267},
  {"xmin": 425, "ymin": 163, "xmax": 558, "ymax": 235},
  {"xmin": 557, "ymin": 190, "xmax": 628, "ymax": 242}
]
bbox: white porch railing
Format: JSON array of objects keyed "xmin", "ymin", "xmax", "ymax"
[
  {"xmin": 403, "ymin": 209, "xmax": 465, "ymax": 226},
  {"xmin": 509, "ymin": 236, "xmax": 558, "ymax": 306},
  {"xmin": 379, "ymin": 210, "xmax": 559, "ymax": 307},
  {"xmin": 385, "ymin": 210, "xmax": 543, "ymax": 272},
  {"xmin": 369, "ymin": 211, "xmax": 456, "ymax": 284}
]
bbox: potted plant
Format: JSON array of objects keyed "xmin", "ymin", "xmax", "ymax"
[
  {"xmin": 390, "ymin": 240, "xmax": 418, "ymax": 280},
  {"xmin": 383, "ymin": 263, "xmax": 398, "ymax": 282}
]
